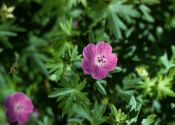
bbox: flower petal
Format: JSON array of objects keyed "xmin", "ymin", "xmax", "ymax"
[
  {"xmin": 6, "ymin": 110, "xmax": 16, "ymax": 123},
  {"xmin": 14, "ymin": 92, "xmax": 27, "ymax": 102},
  {"xmin": 81, "ymin": 60, "xmax": 96, "ymax": 74},
  {"xmin": 83, "ymin": 43, "xmax": 96, "ymax": 61},
  {"xmin": 4, "ymin": 95, "xmax": 14, "ymax": 110},
  {"xmin": 4, "ymin": 95, "xmax": 17, "ymax": 123},
  {"xmin": 92, "ymin": 67, "xmax": 108, "ymax": 80},
  {"xmin": 23, "ymin": 100, "xmax": 33, "ymax": 113},
  {"xmin": 104, "ymin": 53, "xmax": 118, "ymax": 71},
  {"xmin": 16, "ymin": 112, "xmax": 29, "ymax": 124},
  {"xmin": 96, "ymin": 41, "xmax": 112, "ymax": 54}
]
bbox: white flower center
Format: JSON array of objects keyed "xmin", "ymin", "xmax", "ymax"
[
  {"xmin": 14, "ymin": 103, "xmax": 24, "ymax": 112},
  {"xmin": 95, "ymin": 55, "xmax": 106, "ymax": 67}
]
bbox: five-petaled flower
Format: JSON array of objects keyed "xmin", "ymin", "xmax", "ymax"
[
  {"xmin": 81, "ymin": 41, "xmax": 118, "ymax": 80},
  {"xmin": 4, "ymin": 92, "xmax": 33, "ymax": 124}
]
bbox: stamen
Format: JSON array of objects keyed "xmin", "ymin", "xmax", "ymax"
[
  {"xmin": 15, "ymin": 103, "xmax": 24, "ymax": 112},
  {"xmin": 95, "ymin": 55, "xmax": 106, "ymax": 66}
]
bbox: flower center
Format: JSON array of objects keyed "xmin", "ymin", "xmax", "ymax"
[
  {"xmin": 14, "ymin": 103, "xmax": 24, "ymax": 112},
  {"xmin": 95, "ymin": 55, "xmax": 106, "ymax": 66}
]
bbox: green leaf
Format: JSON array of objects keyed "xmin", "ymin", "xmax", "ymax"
[
  {"xmin": 73, "ymin": 104, "xmax": 91, "ymax": 120},
  {"xmin": 108, "ymin": 9, "xmax": 126, "ymax": 39},
  {"xmin": 57, "ymin": 42, "xmax": 71, "ymax": 58},
  {"xmin": 67, "ymin": 0, "xmax": 87, "ymax": 8},
  {"xmin": 126, "ymin": 96, "xmax": 142, "ymax": 124},
  {"xmin": 157, "ymin": 75, "xmax": 175, "ymax": 99},
  {"xmin": 0, "ymin": 31, "xmax": 17, "ymax": 37},
  {"xmin": 139, "ymin": 4, "xmax": 154, "ymax": 22},
  {"xmin": 96, "ymin": 80, "xmax": 107, "ymax": 95},
  {"xmin": 107, "ymin": 1, "xmax": 139, "ymax": 39},
  {"xmin": 60, "ymin": 19, "xmax": 72, "ymax": 36},
  {"xmin": 32, "ymin": 53, "xmax": 49, "ymax": 76},
  {"xmin": 48, "ymin": 88, "xmax": 76, "ymax": 98},
  {"xmin": 141, "ymin": 114, "xmax": 156, "ymax": 125},
  {"xmin": 171, "ymin": 45, "xmax": 175, "ymax": 61},
  {"xmin": 46, "ymin": 62, "xmax": 64, "ymax": 82},
  {"xmin": 142, "ymin": 0, "xmax": 160, "ymax": 5},
  {"xmin": 110, "ymin": 66, "xmax": 122, "ymax": 73},
  {"xmin": 73, "ymin": 102, "xmax": 107, "ymax": 125},
  {"xmin": 81, "ymin": 0, "xmax": 87, "ymax": 7},
  {"xmin": 0, "ymin": 37, "xmax": 13, "ymax": 48},
  {"xmin": 48, "ymin": 80, "xmax": 89, "ymax": 115},
  {"xmin": 69, "ymin": 45, "xmax": 82, "ymax": 62},
  {"xmin": 0, "ymin": 48, "xmax": 3, "ymax": 53},
  {"xmin": 160, "ymin": 53, "xmax": 175, "ymax": 72},
  {"xmin": 38, "ymin": 116, "xmax": 53, "ymax": 125},
  {"xmin": 130, "ymin": 96, "xmax": 137, "ymax": 111},
  {"xmin": 171, "ymin": 45, "xmax": 175, "ymax": 56},
  {"xmin": 109, "ymin": 104, "xmax": 127, "ymax": 124},
  {"xmin": 116, "ymin": 85, "xmax": 135, "ymax": 102},
  {"xmin": 91, "ymin": 102, "xmax": 107, "ymax": 125}
]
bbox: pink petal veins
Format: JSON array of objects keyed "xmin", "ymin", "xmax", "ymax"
[
  {"xmin": 81, "ymin": 60, "xmax": 96, "ymax": 74},
  {"xmin": 96, "ymin": 41, "xmax": 112, "ymax": 55},
  {"xmin": 104, "ymin": 53, "xmax": 118, "ymax": 71},
  {"xmin": 92, "ymin": 67, "xmax": 108, "ymax": 80},
  {"xmin": 83, "ymin": 43, "xmax": 96, "ymax": 61}
]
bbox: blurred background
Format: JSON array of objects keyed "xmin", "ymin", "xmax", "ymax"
[{"xmin": 0, "ymin": 0, "xmax": 175, "ymax": 125}]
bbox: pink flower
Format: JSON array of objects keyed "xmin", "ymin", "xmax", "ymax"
[
  {"xmin": 81, "ymin": 41, "xmax": 118, "ymax": 80},
  {"xmin": 4, "ymin": 92, "xmax": 34, "ymax": 124}
]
